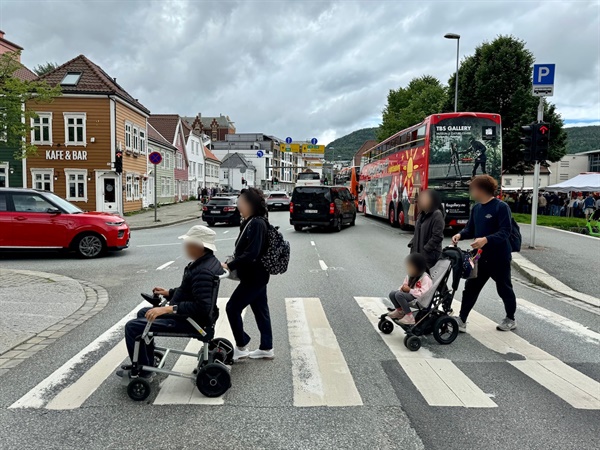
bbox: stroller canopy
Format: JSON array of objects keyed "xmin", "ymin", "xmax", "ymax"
[{"xmin": 545, "ymin": 173, "xmax": 600, "ymax": 193}]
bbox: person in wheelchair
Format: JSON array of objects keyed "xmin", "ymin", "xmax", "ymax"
[{"xmin": 116, "ymin": 225, "xmax": 223, "ymax": 379}]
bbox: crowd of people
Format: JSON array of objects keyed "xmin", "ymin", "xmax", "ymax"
[{"xmin": 502, "ymin": 191, "xmax": 600, "ymax": 219}]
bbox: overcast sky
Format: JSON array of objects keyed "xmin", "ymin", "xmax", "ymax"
[{"xmin": 1, "ymin": 0, "xmax": 598, "ymax": 144}]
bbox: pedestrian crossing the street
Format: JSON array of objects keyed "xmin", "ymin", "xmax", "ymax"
[{"xmin": 8, "ymin": 296, "xmax": 600, "ymax": 411}]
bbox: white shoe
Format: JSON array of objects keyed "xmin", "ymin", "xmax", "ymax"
[
  {"xmin": 248, "ymin": 349, "xmax": 275, "ymax": 360},
  {"xmin": 233, "ymin": 346, "xmax": 250, "ymax": 361}
]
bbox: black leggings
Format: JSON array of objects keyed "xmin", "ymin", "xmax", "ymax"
[
  {"xmin": 389, "ymin": 290, "xmax": 416, "ymax": 314},
  {"xmin": 459, "ymin": 258, "xmax": 517, "ymax": 321}
]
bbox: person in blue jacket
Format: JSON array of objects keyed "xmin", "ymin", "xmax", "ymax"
[{"xmin": 452, "ymin": 175, "xmax": 517, "ymax": 332}]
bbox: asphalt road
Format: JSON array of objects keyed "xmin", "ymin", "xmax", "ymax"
[{"xmin": 0, "ymin": 212, "xmax": 598, "ymax": 450}]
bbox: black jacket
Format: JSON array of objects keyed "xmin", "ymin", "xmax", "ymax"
[
  {"xmin": 168, "ymin": 252, "xmax": 224, "ymax": 325},
  {"xmin": 228, "ymin": 217, "xmax": 270, "ymax": 286},
  {"xmin": 409, "ymin": 209, "xmax": 445, "ymax": 268}
]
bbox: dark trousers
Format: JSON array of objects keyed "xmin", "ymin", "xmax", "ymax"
[
  {"xmin": 459, "ymin": 258, "xmax": 517, "ymax": 322},
  {"xmin": 389, "ymin": 290, "xmax": 416, "ymax": 314},
  {"xmin": 125, "ymin": 307, "xmax": 196, "ymax": 370},
  {"xmin": 226, "ymin": 283, "xmax": 272, "ymax": 350},
  {"xmin": 472, "ymin": 160, "xmax": 487, "ymax": 177}
]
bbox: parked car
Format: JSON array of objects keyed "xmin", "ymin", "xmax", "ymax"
[
  {"xmin": 290, "ymin": 186, "xmax": 357, "ymax": 232},
  {"xmin": 202, "ymin": 196, "xmax": 241, "ymax": 226},
  {"xmin": 0, "ymin": 188, "xmax": 130, "ymax": 258},
  {"xmin": 266, "ymin": 192, "xmax": 291, "ymax": 211}
]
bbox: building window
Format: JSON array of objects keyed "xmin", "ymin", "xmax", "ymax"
[
  {"xmin": 31, "ymin": 112, "xmax": 53, "ymax": 145},
  {"xmin": 0, "ymin": 163, "xmax": 8, "ymax": 187},
  {"xmin": 177, "ymin": 153, "xmax": 183, "ymax": 170},
  {"xmin": 133, "ymin": 175, "xmax": 141, "ymax": 200},
  {"xmin": 133, "ymin": 127, "xmax": 139, "ymax": 154},
  {"xmin": 161, "ymin": 177, "xmax": 167, "ymax": 196},
  {"xmin": 198, "ymin": 163, "xmax": 203, "ymax": 178},
  {"xmin": 31, "ymin": 169, "xmax": 54, "ymax": 191},
  {"xmin": 505, "ymin": 178, "xmax": 512, "ymax": 186},
  {"xmin": 126, "ymin": 174, "xmax": 133, "ymax": 200},
  {"xmin": 140, "ymin": 129, "xmax": 146, "ymax": 154},
  {"xmin": 64, "ymin": 169, "xmax": 87, "ymax": 201},
  {"xmin": 0, "ymin": 110, "xmax": 6, "ymax": 142},
  {"xmin": 125, "ymin": 122, "xmax": 132, "ymax": 150},
  {"xmin": 60, "ymin": 72, "xmax": 82, "ymax": 86},
  {"xmin": 64, "ymin": 113, "xmax": 86, "ymax": 146}
]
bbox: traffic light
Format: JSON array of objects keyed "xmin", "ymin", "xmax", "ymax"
[
  {"xmin": 534, "ymin": 122, "xmax": 550, "ymax": 161},
  {"xmin": 114, "ymin": 150, "xmax": 123, "ymax": 174},
  {"xmin": 520, "ymin": 123, "xmax": 535, "ymax": 162}
]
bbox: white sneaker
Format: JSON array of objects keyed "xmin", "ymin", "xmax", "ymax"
[
  {"xmin": 248, "ymin": 349, "xmax": 275, "ymax": 360},
  {"xmin": 233, "ymin": 346, "xmax": 250, "ymax": 361}
]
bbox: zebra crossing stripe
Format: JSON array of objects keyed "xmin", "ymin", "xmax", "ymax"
[
  {"xmin": 354, "ymin": 297, "xmax": 497, "ymax": 408},
  {"xmin": 286, "ymin": 298, "xmax": 363, "ymax": 407},
  {"xmin": 10, "ymin": 301, "xmax": 147, "ymax": 409},
  {"xmin": 153, "ymin": 298, "xmax": 238, "ymax": 406},
  {"xmin": 463, "ymin": 307, "xmax": 600, "ymax": 410}
]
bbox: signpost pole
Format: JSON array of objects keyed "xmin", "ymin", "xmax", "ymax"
[
  {"xmin": 529, "ymin": 96, "xmax": 544, "ymax": 249},
  {"xmin": 154, "ymin": 165, "xmax": 158, "ymax": 223}
]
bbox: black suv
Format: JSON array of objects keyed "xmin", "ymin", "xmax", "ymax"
[
  {"xmin": 290, "ymin": 186, "xmax": 357, "ymax": 232},
  {"xmin": 202, "ymin": 196, "xmax": 241, "ymax": 226}
]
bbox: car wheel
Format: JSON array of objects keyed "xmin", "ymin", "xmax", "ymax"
[
  {"xmin": 335, "ymin": 217, "xmax": 342, "ymax": 232},
  {"xmin": 74, "ymin": 233, "xmax": 105, "ymax": 258},
  {"xmin": 294, "ymin": 225, "xmax": 303, "ymax": 232},
  {"xmin": 351, "ymin": 213, "xmax": 356, "ymax": 226},
  {"xmin": 205, "ymin": 220, "xmax": 215, "ymax": 227}
]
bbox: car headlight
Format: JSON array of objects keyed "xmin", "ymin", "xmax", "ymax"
[{"xmin": 105, "ymin": 221, "xmax": 125, "ymax": 226}]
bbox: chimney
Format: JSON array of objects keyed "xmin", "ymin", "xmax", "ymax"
[{"xmin": 0, "ymin": 31, "xmax": 5, "ymax": 39}]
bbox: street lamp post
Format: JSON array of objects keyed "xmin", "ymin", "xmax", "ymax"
[{"xmin": 444, "ymin": 33, "xmax": 460, "ymax": 113}]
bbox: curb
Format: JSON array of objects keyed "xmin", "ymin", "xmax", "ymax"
[
  {"xmin": 129, "ymin": 215, "xmax": 201, "ymax": 231},
  {"xmin": 511, "ymin": 253, "xmax": 600, "ymax": 308},
  {"xmin": 0, "ymin": 272, "xmax": 109, "ymax": 376}
]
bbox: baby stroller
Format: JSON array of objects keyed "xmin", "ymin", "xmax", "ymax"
[
  {"xmin": 122, "ymin": 271, "xmax": 234, "ymax": 401},
  {"xmin": 377, "ymin": 246, "xmax": 465, "ymax": 352}
]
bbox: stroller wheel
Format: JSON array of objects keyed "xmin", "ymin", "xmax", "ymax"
[
  {"xmin": 210, "ymin": 338, "xmax": 234, "ymax": 365},
  {"xmin": 196, "ymin": 363, "xmax": 231, "ymax": 398},
  {"xmin": 127, "ymin": 378, "xmax": 151, "ymax": 401},
  {"xmin": 153, "ymin": 351, "xmax": 165, "ymax": 368},
  {"xmin": 405, "ymin": 335, "xmax": 421, "ymax": 352},
  {"xmin": 378, "ymin": 319, "xmax": 394, "ymax": 334},
  {"xmin": 433, "ymin": 316, "xmax": 459, "ymax": 345}
]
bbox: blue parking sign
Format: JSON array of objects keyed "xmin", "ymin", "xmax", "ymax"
[{"xmin": 533, "ymin": 64, "xmax": 555, "ymax": 86}]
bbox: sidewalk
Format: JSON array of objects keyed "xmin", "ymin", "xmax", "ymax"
[
  {"xmin": 512, "ymin": 223, "xmax": 600, "ymax": 306},
  {"xmin": 0, "ymin": 270, "xmax": 108, "ymax": 374},
  {"xmin": 125, "ymin": 200, "xmax": 202, "ymax": 230}
]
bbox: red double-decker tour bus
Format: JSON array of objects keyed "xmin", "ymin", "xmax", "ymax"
[{"xmin": 358, "ymin": 112, "xmax": 502, "ymax": 229}]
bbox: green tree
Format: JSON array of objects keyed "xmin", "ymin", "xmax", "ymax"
[
  {"xmin": 444, "ymin": 35, "xmax": 567, "ymax": 172},
  {"xmin": 378, "ymin": 75, "xmax": 446, "ymax": 141},
  {"xmin": 33, "ymin": 61, "xmax": 58, "ymax": 76},
  {"xmin": 0, "ymin": 51, "xmax": 62, "ymax": 158}
]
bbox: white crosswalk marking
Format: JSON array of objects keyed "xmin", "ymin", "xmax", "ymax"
[
  {"xmin": 10, "ymin": 301, "xmax": 147, "ymax": 409},
  {"xmin": 462, "ymin": 306, "xmax": 600, "ymax": 410},
  {"xmin": 286, "ymin": 297, "xmax": 363, "ymax": 407},
  {"xmin": 354, "ymin": 297, "xmax": 497, "ymax": 408},
  {"xmin": 153, "ymin": 298, "xmax": 241, "ymax": 406}
]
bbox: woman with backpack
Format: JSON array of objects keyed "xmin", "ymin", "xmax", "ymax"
[{"xmin": 223, "ymin": 188, "xmax": 274, "ymax": 361}]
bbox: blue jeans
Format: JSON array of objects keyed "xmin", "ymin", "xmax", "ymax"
[
  {"xmin": 226, "ymin": 283, "xmax": 272, "ymax": 350},
  {"xmin": 551, "ymin": 205, "xmax": 560, "ymax": 216},
  {"xmin": 124, "ymin": 307, "xmax": 196, "ymax": 370}
]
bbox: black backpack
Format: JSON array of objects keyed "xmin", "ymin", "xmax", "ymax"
[
  {"xmin": 260, "ymin": 222, "xmax": 290, "ymax": 275},
  {"xmin": 509, "ymin": 217, "xmax": 522, "ymax": 253}
]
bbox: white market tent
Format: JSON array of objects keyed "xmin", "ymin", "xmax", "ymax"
[{"xmin": 545, "ymin": 172, "xmax": 600, "ymax": 193}]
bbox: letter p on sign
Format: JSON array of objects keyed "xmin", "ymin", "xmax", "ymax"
[{"xmin": 532, "ymin": 64, "xmax": 555, "ymax": 86}]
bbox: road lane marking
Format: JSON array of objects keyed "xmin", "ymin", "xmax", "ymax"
[
  {"xmin": 153, "ymin": 298, "xmax": 237, "ymax": 406},
  {"xmin": 223, "ymin": 230, "xmax": 229, "ymax": 234},
  {"xmin": 156, "ymin": 261, "xmax": 175, "ymax": 271},
  {"xmin": 10, "ymin": 301, "xmax": 146, "ymax": 409},
  {"xmin": 318, "ymin": 260, "xmax": 328, "ymax": 271},
  {"xmin": 517, "ymin": 298, "xmax": 600, "ymax": 345},
  {"xmin": 216, "ymin": 237, "xmax": 236, "ymax": 242},
  {"xmin": 286, "ymin": 298, "xmax": 363, "ymax": 407},
  {"xmin": 310, "ymin": 241, "xmax": 315, "ymax": 246},
  {"xmin": 461, "ymin": 306, "xmax": 600, "ymax": 410},
  {"xmin": 355, "ymin": 297, "xmax": 496, "ymax": 408},
  {"xmin": 137, "ymin": 242, "xmax": 179, "ymax": 247}
]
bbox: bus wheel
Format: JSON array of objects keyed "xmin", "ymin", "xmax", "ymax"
[
  {"xmin": 398, "ymin": 210, "xmax": 409, "ymax": 231},
  {"xmin": 389, "ymin": 205, "xmax": 398, "ymax": 228}
]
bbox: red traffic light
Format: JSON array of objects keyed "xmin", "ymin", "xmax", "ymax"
[{"xmin": 539, "ymin": 125, "xmax": 549, "ymax": 135}]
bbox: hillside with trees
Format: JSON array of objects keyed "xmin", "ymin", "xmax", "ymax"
[
  {"xmin": 325, "ymin": 127, "xmax": 377, "ymax": 161},
  {"xmin": 565, "ymin": 126, "xmax": 600, "ymax": 154}
]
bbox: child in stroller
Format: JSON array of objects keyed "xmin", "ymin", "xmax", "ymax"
[
  {"xmin": 378, "ymin": 246, "xmax": 464, "ymax": 351},
  {"xmin": 387, "ymin": 254, "xmax": 433, "ymax": 326}
]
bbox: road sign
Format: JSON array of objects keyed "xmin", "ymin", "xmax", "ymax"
[
  {"xmin": 532, "ymin": 64, "xmax": 555, "ymax": 96},
  {"xmin": 302, "ymin": 144, "xmax": 325, "ymax": 157},
  {"xmin": 306, "ymin": 161, "xmax": 323, "ymax": 168},
  {"xmin": 285, "ymin": 137, "xmax": 293, "ymax": 144},
  {"xmin": 148, "ymin": 151, "xmax": 162, "ymax": 165},
  {"xmin": 256, "ymin": 150, "xmax": 264, "ymax": 158},
  {"xmin": 282, "ymin": 144, "xmax": 301, "ymax": 153},
  {"xmin": 310, "ymin": 138, "xmax": 318, "ymax": 145}
]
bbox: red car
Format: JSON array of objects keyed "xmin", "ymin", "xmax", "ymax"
[{"xmin": 0, "ymin": 188, "xmax": 130, "ymax": 258}]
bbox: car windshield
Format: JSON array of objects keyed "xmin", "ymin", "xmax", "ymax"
[{"xmin": 45, "ymin": 192, "xmax": 83, "ymax": 214}]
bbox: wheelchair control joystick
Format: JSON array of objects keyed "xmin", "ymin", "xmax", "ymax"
[{"xmin": 141, "ymin": 292, "xmax": 162, "ymax": 307}]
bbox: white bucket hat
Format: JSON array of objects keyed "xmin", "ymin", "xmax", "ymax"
[{"xmin": 178, "ymin": 225, "xmax": 217, "ymax": 252}]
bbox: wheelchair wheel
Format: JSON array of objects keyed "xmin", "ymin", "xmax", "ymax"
[
  {"xmin": 209, "ymin": 337, "xmax": 234, "ymax": 365},
  {"xmin": 127, "ymin": 378, "xmax": 151, "ymax": 401},
  {"xmin": 405, "ymin": 335, "xmax": 421, "ymax": 352},
  {"xmin": 378, "ymin": 319, "xmax": 394, "ymax": 335},
  {"xmin": 433, "ymin": 316, "xmax": 459, "ymax": 345},
  {"xmin": 196, "ymin": 363, "xmax": 231, "ymax": 398},
  {"xmin": 153, "ymin": 351, "xmax": 165, "ymax": 368}
]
